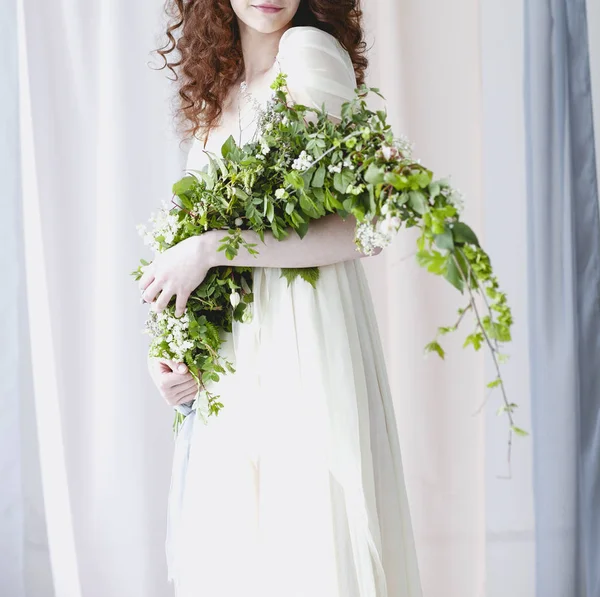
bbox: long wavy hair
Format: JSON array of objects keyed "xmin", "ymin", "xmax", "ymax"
[{"xmin": 154, "ymin": 0, "xmax": 368, "ymax": 144}]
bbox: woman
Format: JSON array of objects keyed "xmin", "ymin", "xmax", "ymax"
[{"xmin": 141, "ymin": 1, "xmax": 422, "ymax": 595}]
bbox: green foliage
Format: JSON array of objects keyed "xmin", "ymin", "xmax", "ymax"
[{"xmin": 135, "ymin": 73, "xmax": 519, "ymax": 438}]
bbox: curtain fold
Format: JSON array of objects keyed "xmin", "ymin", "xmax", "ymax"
[
  {"xmin": 1, "ymin": 0, "xmax": 25, "ymax": 594},
  {"xmin": 11, "ymin": 0, "xmax": 599, "ymax": 595},
  {"xmin": 524, "ymin": 1, "xmax": 600, "ymax": 595}
]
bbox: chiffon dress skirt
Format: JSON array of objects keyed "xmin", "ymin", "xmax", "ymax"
[{"xmin": 166, "ymin": 25, "xmax": 422, "ymax": 597}]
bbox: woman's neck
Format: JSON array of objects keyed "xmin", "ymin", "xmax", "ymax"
[{"xmin": 238, "ymin": 22, "xmax": 291, "ymax": 84}]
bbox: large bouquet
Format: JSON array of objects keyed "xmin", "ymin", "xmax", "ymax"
[{"xmin": 134, "ymin": 73, "xmax": 522, "ymax": 443}]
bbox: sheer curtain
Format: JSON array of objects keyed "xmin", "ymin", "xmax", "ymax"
[{"xmin": 9, "ymin": 0, "xmax": 586, "ymax": 595}]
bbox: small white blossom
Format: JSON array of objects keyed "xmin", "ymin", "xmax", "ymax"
[
  {"xmin": 230, "ymin": 291, "xmax": 241, "ymax": 309},
  {"xmin": 448, "ymin": 188, "xmax": 465, "ymax": 212},
  {"xmin": 355, "ymin": 221, "xmax": 392, "ymax": 255},
  {"xmin": 376, "ymin": 215, "xmax": 401, "ymax": 236},
  {"xmin": 235, "ymin": 217, "xmax": 243, "ymax": 226},
  {"xmin": 328, "ymin": 164, "xmax": 342, "ymax": 174},
  {"xmin": 380, "ymin": 145, "xmax": 399, "ymax": 161},
  {"xmin": 260, "ymin": 139, "xmax": 271, "ymax": 155},
  {"xmin": 146, "ymin": 307, "xmax": 192, "ymax": 361},
  {"xmin": 292, "ymin": 150, "xmax": 313, "ymax": 171}
]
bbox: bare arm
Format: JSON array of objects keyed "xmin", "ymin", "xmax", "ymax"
[{"xmin": 202, "ymin": 213, "xmax": 381, "ymax": 269}]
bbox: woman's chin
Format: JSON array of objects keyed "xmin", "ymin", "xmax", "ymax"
[{"xmin": 241, "ymin": 10, "xmax": 293, "ymax": 34}]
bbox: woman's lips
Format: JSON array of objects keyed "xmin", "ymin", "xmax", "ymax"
[{"xmin": 253, "ymin": 4, "xmax": 284, "ymax": 13}]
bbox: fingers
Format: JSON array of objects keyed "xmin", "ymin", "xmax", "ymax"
[
  {"xmin": 142, "ymin": 279, "xmax": 162, "ymax": 304},
  {"xmin": 138, "ymin": 264, "xmax": 155, "ymax": 292},
  {"xmin": 161, "ymin": 377, "xmax": 198, "ymax": 406},
  {"xmin": 175, "ymin": 290, "xmax": 191, "ymax": 318},
  {"xmin": 170, "ymin": 379, "xmax": 199, "ymax": 405},
  {"xmin": 157, "ymin": 359, "xmax": 189, "ymax": 375},
  {"xmin": 153, "ymin": 286, "xmax": 175, "ymax": 313}
]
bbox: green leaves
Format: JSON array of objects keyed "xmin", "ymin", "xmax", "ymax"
[
  {"xmin": 364, "ymin": 163, "xmax": 385, "ymax": 185},
  {"xmin": 434, "ymin": 228, "xmax": 454, "ymax": 251},
  {"xmin": 136, "ymin": 76, "xmax": 516, "ymax": 441},
  {"xmin": 452, "ymin": 222, "xmax": 480, "ymax": 246},
  {"xmin": 172, "ymin": 175, "xmax": 196, "ymax": 196},
  {"xmin": 221, "ymin": 135, "xmax": 241, "ymax": 161},
  {"xmin": 284, "ymin": 171, "xmax": 305, "ymax": 190},
  {"xmin": 444, "ymin": 255, "xmax": 464, "ymax": 292},
  {"xmin": 408, "ymin": 190, "xmax": 427, "ymax": 215},
  {"xmin": 333, "ymin": 170, "xmax": 354, "ymax": 194},
  {"xmin": 424, "ymin": 341, "xmax": 445, "ymax": 359},
  {"xmin": 280, "ymin": 267, "xmax": 320, "ymax": 288},
  {"xmin": 416, "ymin": 250, "xmax": 447, "ymax": 275},
  {"xmin": 312, "ymin": 164, "xmax": 326, "ymax": 188}
]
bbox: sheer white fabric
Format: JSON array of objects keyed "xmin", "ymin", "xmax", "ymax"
[{"xmin": 168, "ymin": 26, "xmax": 422, "ymax": 597}]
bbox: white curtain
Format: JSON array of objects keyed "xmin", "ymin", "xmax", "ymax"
[{"xmin": 9, "ymin": 0, "xmax": 537, "ymax": 596}]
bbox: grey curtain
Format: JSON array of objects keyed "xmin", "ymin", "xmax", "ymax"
[
  {"xmin": 0, "ymin": 0, "xmax": 25, "ymax": 595},
  {"xmin": 524, "ymin": 1, "xmax": 600, "ymax": 596}
]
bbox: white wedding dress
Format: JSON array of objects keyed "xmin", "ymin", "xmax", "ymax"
[{"xmin": 167, "ymin": 26, "xmax": 422, "ymax": 597}]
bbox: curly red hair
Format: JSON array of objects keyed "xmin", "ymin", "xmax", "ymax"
[{"xmin": 154, "ymin": 0, "xmax": 368, "ymax": 144}]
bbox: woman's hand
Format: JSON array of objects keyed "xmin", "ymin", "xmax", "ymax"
[
  {"xmin": 139, "ymin": 234, "xmax": 218, "ymax": 317},
  {"xmin": 148, "ymin": 356, "xmax": 198, "ymax": 406}
]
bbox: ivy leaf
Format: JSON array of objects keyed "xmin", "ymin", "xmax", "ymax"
[
  {"xmin": 266, "ymin": 201, "xmax": 275, "ymax": 223},
  {"xmin": 284, "ymin": 171, "xmax": 305, "ymax": 190},
  {"xmin": 298, "ymin": 267, "xmax": 320, "ymax": 288},
  {"xmin": 280, "ymin": 267, "xmax": 320, "ymax": 288},
  {"xmin": 221, "ymin": 135, "xmax": 238, "ymax": 160},
  {"xmin": 416, "ymin": 250, "xmax": 447, "ymax": 275},
  {"xmin": 233, "ymin": 187, "xmax": 249, "ymax": 201},
  {"xmin": 444, "ymin": 256, "xmax": 464, "ymax": 292},
  {"xmin": 434, "ymin": 229, "xmax": 454, "ymax": 251},
  {"xmin": 364, "ymin": 163, "xmax": 385, "ymax": 185},
  {"xmin": 295, "ymin": 221, "xmax": 309, "ymax": 238},
  {"xmin": 463, "ymin": 332, "xmax": 484, "ymax": 351},
  {"xmin": 497, "ymin": 403, "xmax": 518, "ymax": 415},
  {"xmin": 511, "ymin": 426, "xmax": 529, "ymax": 437},
  {"xmin": 408, "ymin": 190, "xmax": 428, "ymax": 215},
  {"xmin": 312, "ymin": 164, "xmax": 326, "ymax": 188},
  {"xmin": 384, "ymin": 172, "xmax": 405, "ymax": 190},
  {"xmin": 452, "ymin": 222, "xmax": 480, "ymax": 246},
  {"xmin": 299, "ymin": 192, "xmax": 320, "ymax": 218},
  {"xmin": 172, "ymin": 176, "xmax": 196, "ymax": 196},
  {"xmin": 333, "ymin": 170, "xmax": 354, "ymax": 194},
  {"xmin": 424, "ymin": 341, "xmax": 445, "ymax": 359}
]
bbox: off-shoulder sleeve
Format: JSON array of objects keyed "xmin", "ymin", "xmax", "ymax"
[{"xmin": 276, "ymin": 26, "xmax": 357, "ymax": 119}]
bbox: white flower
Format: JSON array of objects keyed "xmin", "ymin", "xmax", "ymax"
[
  {"xmin": 292, "ymin": 150, "xmax": 313, "ymax": 171},
  {"xmin": 355, "ymin": 221, "xmax": 392, "ymax": 255},
  {"xmin": 230, "ymin": 291, "xmax": 241, "ymax": 309},
  {"xmin": 381, "ymin": 145, "xmax": 399, "ymax": 161},
  {"xmin": 235, "ymin": 217, "xmax": 243, "ymax": 226},
  {"xmin": 282, "ymin": 116, "xmax": 289, "ymax": 126},
  {"xmin": 448, "ymin": 188, "xmax": 465, "ymax": 212},
  {"xmin": 275, "ymin": 188, "xmax": 287, "ymax": 199},
  {"xmin": 328, "ymin": 164, "xmax": 342, "ymax": 174},
  {"xmin": 376, "ymin": 215, "xmax": 401, "ymax": 236},
  {"xmin": 260, "ymin": 140, "xmax": 271, "ymax": 155}
]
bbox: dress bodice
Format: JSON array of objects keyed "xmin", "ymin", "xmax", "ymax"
[{"xmin": 184, "ymin": 26, "xmax": 358, "ymax": 174}]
